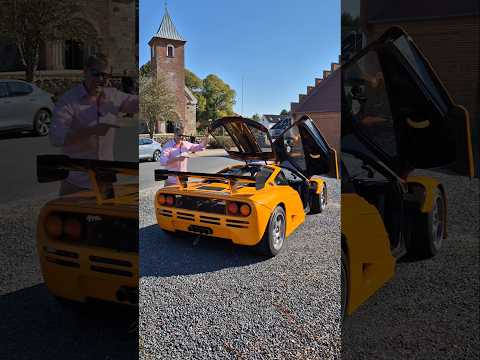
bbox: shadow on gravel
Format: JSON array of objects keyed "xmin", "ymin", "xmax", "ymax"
[
  {"xmin": 0, "ymin": 131, "xmax": 37, "ymax": 141},
  {"xmin": 0, "ymin": 284, "xmax": 138, "ymax": 360},
  {"xmin": 140, "ymin": 224, "xmax": 265, "ymax": 277}
]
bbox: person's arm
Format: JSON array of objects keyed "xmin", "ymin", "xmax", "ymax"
[
  {"xmin": 116, "ymin": 89, "xmax": 139, "ymax": 114},
  {"xmin": 159, "ymin": 145, "xmax": 183, "ymax": 166},
  {"xmin": 183, "ymin": 138, "xmax": 207, "ymax": 153},
  {"xmin": 50, "ymin": 99, "xmax": 111, "ymax": 147}
]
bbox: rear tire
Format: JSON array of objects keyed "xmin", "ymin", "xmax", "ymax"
[
  {"xmin": 33, "ymin": 109, "xmax": 51, "ymax": 136},
  {"xmin": 257, "ymin": 206, "xmax": 286, "ymax": 257},
  {"xmin": 153, "ymin": 150, "xmax": 161, "ymax": 162},
  {"xmin": 310, "ymin": 184, "xmax": 327, "ymax": 214},
  {"xmin": 408, "ymin": 188, "xmax": 445, "ymax": 260}
]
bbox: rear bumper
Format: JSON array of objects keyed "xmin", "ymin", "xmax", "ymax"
[
  {"xmin": 155, "ymin": 206, "xmax": 264, "ymax": 246},
  {"xmin": 38, "ymin": 243, "xmax": 138, "ymax": 305}
]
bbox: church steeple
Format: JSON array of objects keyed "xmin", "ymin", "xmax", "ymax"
[{"xmin": 154, "ymin": 7, "xmax": 185, "ymax": 42}]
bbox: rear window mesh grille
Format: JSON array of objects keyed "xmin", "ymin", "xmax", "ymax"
[
  {"xmin": 50, "ymin": 212, "xmax": 138, "ymax": 253},
  {"xmin": 175, "ymin": 196, "xmax": 226, "ymax": 215}
]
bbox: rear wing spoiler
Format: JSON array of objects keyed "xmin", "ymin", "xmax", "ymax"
[
  {"xmin": 37, "ymin": 155, "xmax": 138, "ymax": 204},
  {"xmin": 154, "ymin": 169, "xmax": 256, "ymax": 192}
]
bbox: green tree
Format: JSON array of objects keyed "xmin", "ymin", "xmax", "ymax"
[
  {"xmin": 139, "ymin": 72, "xmax": 177, "ymax": 138},
  {"xmin": 280, "ymin": 109, "xmax": 289, "ymax": 116},
  {"xmin": 341, "ymin": 12, "xmax": 360, "ymax": 40},
  {"xmin": 251, "ymin": 113, "xmax": 261, "ymax": 122},
  {"xmin": 139, "ymin": 61, "xmax": 152, "ymax": 77},
  {"xmin": 185, "ymin": 69, "xmax": 202, "ymax": 93},
  {"xmin": 183, "ymin": 70, "xmax": 236, "ymax": 130},
  {"xmin": 198, "ymin": 74, "xmax": 236, "ymax": 129},
  {"xmin": 0, "ymin": 0, "xmax": 96, "ymax": 82}
]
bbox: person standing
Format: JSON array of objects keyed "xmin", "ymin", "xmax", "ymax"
[
  {"xmin": 160, "ymin": 123, "xmax": 208, "ymax": 185},
  {"xmin": 49, "ymin": 53, "xmax": 139, "ymax": 195}
]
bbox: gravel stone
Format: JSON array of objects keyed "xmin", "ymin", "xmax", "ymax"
[
  {"xmin": 140, "ymin": 178, "xmax": 341, "ymax": 359},
  {"xmin": 342, "ymin": 170, "xmax": 479, "ymax": 359}
]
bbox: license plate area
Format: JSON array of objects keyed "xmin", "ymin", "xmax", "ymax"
[{"xmin": 188, "ymin": 224, "xmax": 213, "ymax": 235}]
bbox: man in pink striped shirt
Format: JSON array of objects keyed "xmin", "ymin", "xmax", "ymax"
[
  {"xmin": 160, "ymin": 124, "xmax": 208, "ymax": 185},
  {"xmin": 49, "ymin": 54, "xmax": 138, "ymax": 195}
]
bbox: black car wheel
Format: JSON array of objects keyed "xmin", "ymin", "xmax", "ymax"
[
  {"xmin": 258, "ymin": 206, "xmax": 286, "ymax": 257},
  {"xmin": 310, "ymin": 184, "xmax": 327, "ymax": 214},
  {"xmin": 409, "ymin": 188, "xmax": 446, "ymax": 260},
  {"xmin": 153, "ymin": 150, "xmax": 161, "ymax": 162},
  {"xmin": 33, "ymin": 109, "xmax": 51, "ymax": 136}
]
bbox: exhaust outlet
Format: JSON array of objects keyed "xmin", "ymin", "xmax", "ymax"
[
  {"xmin": 116, "ymin": 287, "xmax": 127, "ymax": 302},
  {"xmin": 116, "ymin": 286, "xmax": 138, "ymax": 304}
]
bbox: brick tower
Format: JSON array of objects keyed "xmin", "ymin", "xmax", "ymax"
[{"xmin": 148, "ymin": 7, "xmax": 189, "ymax": 133}]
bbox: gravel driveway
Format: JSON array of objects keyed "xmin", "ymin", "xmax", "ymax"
[
  {"xmin": 342, "ymin": 171, "xmax": 479, "ymax": 359},
  {"xmin": 139, "ymin": 178, "xmax": 341, "ymax": 359},
  {"xmin": 0, "ymin": 195, "xmax": 138, "ymax": 360}
]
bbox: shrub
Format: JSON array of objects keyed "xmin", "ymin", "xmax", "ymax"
[{"xmin": 208, "ymin": 136, "xmax": 234, "ymax": 149}]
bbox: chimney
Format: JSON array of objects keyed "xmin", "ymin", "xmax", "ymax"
[
  {"xmin": 290, "ymin": 102, "xmax": 299, "ymax": 112},
  {"xmin": 315, "ymin": 78, "xmax": 322, "ymax": 86},
  {"xmin": 299, "ymin": 94, "xmax": 307, "ymax": 103},
  {"xmin": 323, "ymin": 70, "xmax": 331, "ymax": 79},
  {"xmin": 331, "ymin": 63, "xmax": 340, "ymax": 71},
  {"xmin": 307, "ymin": 86, "xmax": 315, "ymax": 95}
]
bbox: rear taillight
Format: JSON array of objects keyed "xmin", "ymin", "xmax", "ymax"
[
  {"xmin": 165, "ymin": 195, "xmax": 175, "ymax": 206},
  {"xmin": 227, "ymin": 202, "xmax": 251, "ymax": 217},
  {"xmin": 158, "ymin": 194, "xmax": 176, "ymax": 206},
  {"xmin": 158, "ymin": 194, "xmax": 166, "ymax": 205},
  {"xmin": 45, "ymin": 214, "xmax": 63, "ymax": 238},
  {"xmin": 64, "ymin": 217, "xmax": 82, "ymax": 240},
  {"xmin": 227, "ymin": 202, "xmax": 239, "ymax": 215},
  {"xmin": 240, "ymin": 204, "xmax": 251, "ymax": 216}
]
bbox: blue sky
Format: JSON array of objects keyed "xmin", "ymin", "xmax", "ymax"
[{"xmin": 140, "ymin": 0, "xmax": 340, "ymax": 117}]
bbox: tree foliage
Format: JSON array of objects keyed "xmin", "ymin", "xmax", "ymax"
[
  {"xmin": 185, "ymin": 69, "xmax": 202, "ymax": 93},
  {"xmin": 251, "ymin": 113, "xmax": 261, "ymax": 121},
  {"xmin": 139, "ymin": 72, "xmax": 177, "ymax": 138},
  {"xmin": 184, "ymin": 73, "xmax": 236, "ymax": 130},
  {"xmin": 341, "ymin": 12, "xmax": 360, "ymax": 39},
  {"xmin": 280, "ymin": 109, "xmax": 289, "ymax": 116},
  {"xmin": 139, "ymin": 61, "xmax": 152, "ymax": 77},
  {"xmin": 200, "ymin": 74, "xmax": 236, "ymax": 127},
  {"xmin": 0, "ymin": 0, "xmax": 97, "ymax": 82}
]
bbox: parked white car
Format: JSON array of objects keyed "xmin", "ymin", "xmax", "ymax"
[
  {"xmin": 0, "ymin": 80, "xmax": 55, "ymax": 136},
  {"xmin": 139, "ymin": 137, "xmax": 162, "ymax": 161}
]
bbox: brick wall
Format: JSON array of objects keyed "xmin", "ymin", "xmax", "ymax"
[
  {"xmin": 293, "ymin": 111, "xmax": 341, "ymax": 153},
  {"xmin": 150, "ymin": 38, "xmax": 186, "ymax": 122}
]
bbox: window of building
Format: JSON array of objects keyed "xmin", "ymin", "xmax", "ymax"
[
  {"xmin": 65, "ymin": 39, "xmax": 85, "ymax": 70},
  {"xmin": 167, "ymin": 44, "xmax": 174, "ymax": 58}
]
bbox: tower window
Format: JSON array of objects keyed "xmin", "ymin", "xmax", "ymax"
[{"xmin": 167, "ymin": 44, "xmax": 174, "ymax": 58}]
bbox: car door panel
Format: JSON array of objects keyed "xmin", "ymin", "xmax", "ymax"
[
  {"xmin": 7, "ymin": 82, "xmax": 36, "ymax": 128},
  {"xmin": 342, "ymin": 193, "xmax": 395, "ymax": 315},
  {"xmin": 342, "ymin": 26, "xmax": 474, "ymax": 177},
  {"xmin": 139, "ymin": 139, "xmax": 146, "ymax": 158},
  {"xmin": 274, "ymin": 115, "xmax": 339, "ymax": 179},
  {"xmin": 0, "ymin": 82, "xmax": 14, "ymax": 130}
]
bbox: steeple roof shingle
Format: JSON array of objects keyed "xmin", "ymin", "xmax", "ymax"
[{"xmin": 154, "ymin": 8, "xmax": 185, "ymax": 42}]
